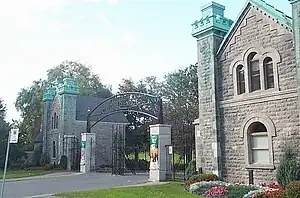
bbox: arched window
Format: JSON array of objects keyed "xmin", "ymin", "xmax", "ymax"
[
  {"xmin": 56, "ymin": 115, "xmax": 59, "ymax": 129},
  {"xmin": 248, "ymin": 122, "xmax": 269, "ymax": 164},
  {"xmin": 264, "ymin": 57, "xmax": 274, "ymax": 89},
  {"xmin": 248, "ymin": 52, "xmax": 261, "ymax": 92},
  {"xmin": 51, "ymin": 117, "xmax": 54, "ymax": 129},
  {"xmin": 53, "ymin": 113, "xmax": 57, "ymax": 129},
  {"xmin": 237, "ymin": 65, "xmax": 245, "ymax": 95}
]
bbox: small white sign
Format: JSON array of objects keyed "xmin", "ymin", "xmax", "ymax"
[
  {"xmin": 168, "ymin": 146, "xmax": 173, "ymax": 154},
  {"xmin": 9, "ymin": 129, "xmax": 19, "ymax": 143}
]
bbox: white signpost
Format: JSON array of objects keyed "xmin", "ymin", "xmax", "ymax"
[{"xmin": 1, "ymin": 129, "xmax": 19, "ymax": 198}]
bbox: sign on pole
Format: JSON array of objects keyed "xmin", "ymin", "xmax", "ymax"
[
  {"xmin": 1, "ymin": 129, "xmax": 20, "ymax": 198},
  {"xmin": 9, "ymin": 129, "xmax": 19, "ymax": 144}
]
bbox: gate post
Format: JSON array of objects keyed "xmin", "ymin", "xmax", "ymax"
[
  {"xmin": 149, "ymin": 124, "xmax": 171, "ymax": 182},
  {"xmin": 80, "ymin": 133, "xmax": 96, "ymax": 173}
]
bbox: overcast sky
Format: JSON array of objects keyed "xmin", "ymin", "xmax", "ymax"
[{"xmin": 0, "ymin": 0, "xmax": 292, "ymax": 122}]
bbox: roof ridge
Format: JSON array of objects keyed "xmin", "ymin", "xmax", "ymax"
[{"xmin": 249, "ymin": 0, "xmax": 292, "ymax": 22}]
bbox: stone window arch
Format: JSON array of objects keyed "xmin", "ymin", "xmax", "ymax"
[
  {"xmin": 237, "ymin": 65, "xmax": 245, "ymax": 95},
  {"xmin": 53, "ymin": 112, "xmax": 57, "ymax": 129},
  {"xmin": 230, "ymin": 44, "xmax": 281, "ymax": 96},
  {"xmin": 263, "ymin": 57, "xmax": 274, "ymax": 89},
  {"xmin": 241, "ymin": 114, "xmax": 276, "ymax": 169},
  {"xmin": 56, "ymin": 114, "xmax": 59, "ymax": 129},
  {"xmin": 248, "ymin": 52, "xmax": 261, "ymax": 92},
  {"xmin": 51, "ymin": 116, "xmax": 54, "ymax": 129}
]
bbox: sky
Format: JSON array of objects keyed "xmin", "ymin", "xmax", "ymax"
[{"xmin": 0, "ymin": 0, "xmax": 292, "ymax": 122}]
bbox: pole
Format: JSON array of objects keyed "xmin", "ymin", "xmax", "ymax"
[{"xmin": 1, "ymin": 135, "xmax": 10, "ymax": 198}]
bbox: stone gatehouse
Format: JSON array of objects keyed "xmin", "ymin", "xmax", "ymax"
[
  {"xmin": 193, "ymin": 0, "xmax": 300, "ymax": 184},
  {"xmin": 40, "ymin": 77, "xmax": 128, "ymax": 170}
]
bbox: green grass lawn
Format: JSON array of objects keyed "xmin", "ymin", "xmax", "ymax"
[
  {"xmin": 57, "ymin": 183, "xmax": 198, "ymax": 198},
  {"xmin": 0, "ymin": 169, "xmax": 53, "ymax": 179}
]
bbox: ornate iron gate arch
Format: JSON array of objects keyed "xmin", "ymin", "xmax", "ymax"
[
  {"xmin": 85, "ymin": 92, "xmax": 164, "ymax": 175},
  {"xmin": 86, "ymin": 92, "xmax": 164, "ymax": 132}
]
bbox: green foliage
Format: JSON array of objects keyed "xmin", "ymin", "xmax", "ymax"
[
  {"xmin": 226, "ymin": 185, "xmax": 257, "ymax": 198},
  {"xmin": 185, "ymin": 160, "xmax": 197, "ymax": 180},
  {"xmin": 15, "ymin": 61, "xmax": 113, "ymax": 150},
  {"xmin": 276, "ymin": 147, "xmax": 300, "ymax": 187},
  {"xmin": 285, "ymin": 181, "xmax": 300, "ymax": 198},
  {"xmin": 59, "ymin": 155, "xmax": 68, "ymax": 170},
  {"xmin": 40, "ymin": 153, "xmax": 50, "ymax": 165},
  {"xmin": 188, "ymin": 173, "xmax": 218, "ymax": 184},
  {"xmin": 32, "ymin": 147, "xmax": 42, "ymax": 166}
]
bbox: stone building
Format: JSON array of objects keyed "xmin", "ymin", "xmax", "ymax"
[
  {"xmin": 193, "ymin": 0, "xmax": 300, "ymax": 184},
  {"xmin": 41, "ymin": 77, "xmax": 128, "ymax": 170}
]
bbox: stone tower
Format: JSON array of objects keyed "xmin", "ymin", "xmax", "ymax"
[
  {"xmin": 289, "ymin": 0, "xmax": 300, "ymax": 120},
  {"xmin": 57, "ymin": 77, "xmax": 79, "ymax": 157},
  {"xmin": 42, "ymin": 86, "xmax": 56, "ymax": 153},
  {"xmin": 192, "ymin": 2, "xmax": 233, "ymax": 177}
]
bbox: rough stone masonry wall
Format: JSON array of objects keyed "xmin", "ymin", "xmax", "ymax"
[
  {"xmin": 218, "ymin": 6, "xmax": 300, "ymax": 184},
  {"xmin": 197, "ymin": 32, "xmax": 225, "ymax": 175}
]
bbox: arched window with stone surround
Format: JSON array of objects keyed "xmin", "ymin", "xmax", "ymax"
[
  {"xmin": 263, "ymin": 57, "xmax": 274, "ymax": 89},
  {"xmin": 53, "ymin": 112, "xmax": 57, "ymax": 129},
  {"xmin": 51, "ymin": 116, "xmax": 54, "ymax": 129},
  {"xmin": 249, "ymin": 122, "xmax": 269, "ymax": 164},
  {"xmin": 56, "ymin": 114, "xmax": 59, "ymax": 129},
  {"xmin": 237, "ymin": 65, "xmax": 245, "ymax": 95},
  {"xmin": 248, "ymin": 52, "xmax": 261, "ymax": 92},
  {"xmin": 241, "ymin": 114, "xmax": 276, "ymax": 169}
]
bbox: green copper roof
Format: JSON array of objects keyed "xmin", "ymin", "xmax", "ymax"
[
  {"xmin": 249, "ymin": 0, "xmax": 292, "ymax": 27},
  {"xmin": 43, "ymin": 86, "xmax": 56, "ymax": 101},
  {"xmin": 57, "ymin": 77, "xmax": 79, "ymax": 95},
  {"xmin": 191, "ymin": 1, "xmax": 234, "ymax": 38}
]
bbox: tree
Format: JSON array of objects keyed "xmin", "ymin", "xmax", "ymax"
[
  {"xmin": 15, "ymin": 61, "xmax": 113, "ymax": 150},
  {"xmin": 161, "ymin": 64, "xmax": 198, "ymax": 151},
  {"xmin": 118, "ymin": 78, "xmax": 160, "ymax": 161},
  {"xmin": 0, "ymin": 98, "xmax": 25, "ymax": 168},
  {"xmin": 47, "ymin": 61, "xmax": 112, "ymax": 98}
]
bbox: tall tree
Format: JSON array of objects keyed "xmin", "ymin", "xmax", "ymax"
[
  {"xmin": 162, "ymin": 64, "xmax": 198, "ymax": 153},
  {"xmin": 47, "ymin": 61, "xmax": 112, "ymax": 98},
  {"xmin": 15, "ymin": 61, "xmax": 113, "ymax": 150},
  {"xmin": 0, "ymin": 98, "xmax": 25, "ymax": 168}
]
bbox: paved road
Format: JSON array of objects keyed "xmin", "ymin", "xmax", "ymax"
[{"xmin": 1, "ymin": 172, "xmax": 149, "ymax": 198}]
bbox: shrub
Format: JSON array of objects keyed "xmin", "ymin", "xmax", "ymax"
[
  {"xmin": 59, "ymin": 155, "xmax": 68, "ymax": 170},
  {"xmin": 185, "ymin": 160, "xmax": 196, "ymax": 180},
  {"xmin": 188, "ymin": 173, "xmax": 218, "ymax": 185},
  {"xmin": 276, "ymin": 148, "xmax": 299, "ymax": 187},
  {"xmin": 285, "ymin": 181, "xmax": 300, "ymax": 198},
  {"xmin": 227, "ymin": 185, "xmax": 258, "ymax": 198}
]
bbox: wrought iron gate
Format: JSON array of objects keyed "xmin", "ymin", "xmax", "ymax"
[{"xmin": 63, "ymin": 135, "xmax": 80, "ymax": 171}]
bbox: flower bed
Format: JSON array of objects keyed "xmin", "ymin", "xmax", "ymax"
[{"xmin": 185, "ymin": 174, "xmax": 287, "ymax": 198}]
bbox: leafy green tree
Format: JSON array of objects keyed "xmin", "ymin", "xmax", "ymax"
[
  {"xmin": 15, "ymin": 61, "xmax": 113, "ymax": 150},
  {"xmin": 161, "ymin": 64, "xmax": 198, "ymax": 150},
  {"xmin": 0, "ymin": 98, "xmax": 25, "ymax": 168}
]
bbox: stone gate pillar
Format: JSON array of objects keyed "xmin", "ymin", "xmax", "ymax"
[
  {"xmin": 149, "ymin": 124, "xmax": 171, "ymax": 182},
  {"xmin": 80, "ymin": 133, "xmax": 96, "ymax": 173}
]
